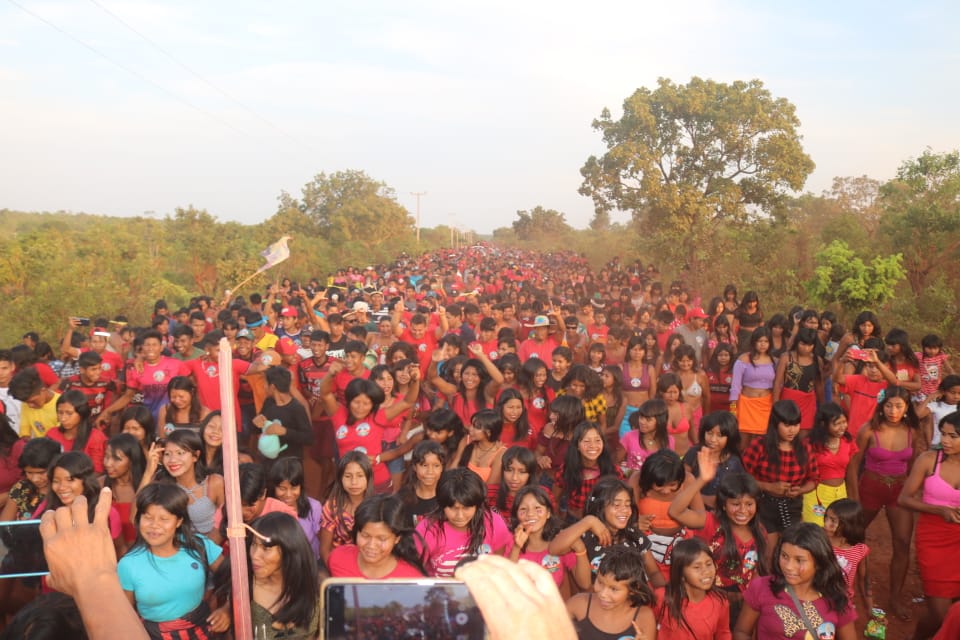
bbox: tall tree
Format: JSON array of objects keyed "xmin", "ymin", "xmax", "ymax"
[
  {"xmin": 579, "ymin": 77, "xmax": 814, "ymax": 284},
  {"xmin": 805, "ymin": 240, "xmax": 905, "ymax": 317},
  {"xmin": 879, "ymin": 149, "xmax": 960, "ymax": 295},
  {"xmin": 512, "ymin": 206, "xmax": 572, "ymax": 242}
]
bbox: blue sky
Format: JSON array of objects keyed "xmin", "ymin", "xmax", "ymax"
[{"xmin": 1, "ymin": 1, "xmax": 957, "ymax": 234}]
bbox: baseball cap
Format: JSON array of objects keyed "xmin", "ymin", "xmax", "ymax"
[
  {"xmin": 279, "ymin": 306, "xmax": 298, "ymax": 318},
  {"xmin": 236, "ymin": 329, "xmax": 254, "ymax": 341}
]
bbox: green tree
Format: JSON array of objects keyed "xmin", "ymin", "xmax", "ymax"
[
  {"xmin": 579, "ymin": 77, "xmax": 814, "ymax": 285},
  {"xmin": 511, "ymin": 206, "xmax": 572, "ymax": 241},
  {"xmin": 879, "ymin": 149, "xmax": 960, "ymax": 295},
  {"xmin": 805, "ymin": 240, "xmax": 905, "ymax": 316}
]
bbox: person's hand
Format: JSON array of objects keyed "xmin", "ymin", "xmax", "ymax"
[
  {"xmin": 206, "ymin": 605, "xmax": 231, "ymax": 633},
  {"xmin": 468, "ymin": 342, "xmax": 484, "ymax": 358},
  {"xmin": 697, "ymin": 447, "xmax": 718, "ymax": 484},
  {"xmin": 941, "ymin": 506, "xmax": 960, "ymax": 524},
  {"xmin": 146, "ymin": 440, "xmax": 163, "ymax": 468},
  {"xmin": 394, "ymin": 300, "xmax": 404, "ymax": 314},
  {"xmin": 636, "ymin": 513, "xmax": 655, "ymax": 532},
  {"xmin": 252, "ymin": 414, "xmax": 267, "ymax": 430},
  {"xmin": 631, "ymin": 618, "xmax": 650, "ymax": 640},
  {"xmin": 437, "ymin": 305, "xmax": 446, "ymax": 316},
  {"xmin": 456, "ymin": 554, "xmax": 576, "ymax": 640},
  {"xmin": 68, "ymin": 317, "xmax": 81, "ymax": 329},
  {"xmin": 264, "ymin": 421, "xmax": 287, "ymax": 436},
  {"xmin": 585, "ymin": 515, "xmax": 612, "ymax": 546},
  {"xmin": 328, "ymin": 360, "xmax": 345, "ymax": 376},
  {"xmin": 409, "ymin": 366, "xmax": 421, "ymax": 382},
  {"xmin": 785, "ymin": 485, "xmax": 802, "ymax": 498},
  {"xmin": 513, "ymin": 524, "xmax": 530, "ymax": 550},
  {"xmin": 39, "ymin": 487, "xmax": 117, "ymax": 597},
  {"xmin": 431, "ymin": 349, "xmax": 444, "ymax": 363},
  {"xmin": 537, "ymin": 455, "xmax": 552, "ymax": 470}
]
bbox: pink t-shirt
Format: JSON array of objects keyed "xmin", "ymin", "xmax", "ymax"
[
  {"xmin": 620, "ymin": 431, "xmax": 675, "ymax": 472},
  {"xmin": 743, "ymin": 575, "xmax": 856, "ymax": 639},
  {"xmin": 327, "ymin": 544, "xmax": 424, "ymax": 578},
  {"xmin": 505, "ymin": 543, "xmax": 576, "ymax": 587},
  {"xmin": 415, "ymin": 511, "xmax": 511, "ymax": 577},
  {"xmin": 212, "ymin": 496, "xmax": 296, "ymax": 530}
]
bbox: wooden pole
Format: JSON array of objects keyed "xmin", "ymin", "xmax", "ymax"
[{"xmin": 218, "ymin": 338, "xmax": 252, "ymax": 640}]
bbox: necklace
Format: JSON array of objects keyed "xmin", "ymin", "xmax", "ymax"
[{"xmin": 179, "ymin": 482, "xmax": 201, "ymax": 495}]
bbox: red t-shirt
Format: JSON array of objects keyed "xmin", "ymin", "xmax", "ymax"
[
  {"xmin": 843, "ymin": 375, "xmax": 886, "ymax": 434},
  {"xmin": 183, "ymin": 357, "xmax": 251, "ymax": 412},
  {"xmin": 80, "ymin": 348, "xmax": 124, "ymax": 383},
  {"xmin": 331, "ymin": 406, "xmax": 389, "ymax": 487},
  {"xmin": 47, "ymin": 427, "xmax": 108, "ymax": 474},
  {"xmin": 327, "ymin": 544, "xmax": 424, "ymax": 578}
]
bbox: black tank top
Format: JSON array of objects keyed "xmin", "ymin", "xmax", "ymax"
[{"xmin": 572, "ymin": 595, "xmax": 640, "ymax": 640}]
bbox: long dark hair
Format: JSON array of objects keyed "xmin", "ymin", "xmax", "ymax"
[
  {"xmin": 328, "ymin": 451, "xmax": 374, "ymax": 516},
  {"xmin": 870, "ymin": 385, "xmax": 922, "ymax": 436},
  {"xmin": 496, "ymin": 388, "xmax": 530, "ymax": 443},
  {"xmin": 344, "ymin": 378, "xmax": 386, "ymax": 425},
  {"xmin": 428, "ymin": 468, "xmax": 490, "ymax": 556},
  {"xmin": 510, "ymin": 485, "xmax": 561, "ymax": 549},
  {"xmin": 496, "ymin": 446, "xmax": 539, "ymax": 512},
  {"xmin": 352, "ymin": 494, "xmax": 426, "ymax": 575},
  {"xmin": 747, "ymin": 326, "xmax": 773, "ymax": 366},
  {"xmin": 104, "ymin": 433, "xmax": 147, "ymax": 491},
  {"xmin": 246, "ymin": 512, "xmax": 318, "ymax": 629},
  {"xmin": 660, "ymin": 538, "xmax": 725, "ymax": 635},
  {"xmin": 198, "ymin": 411, "xmax": 224, "ymax": 475},
  {"xmin": 459, "ymin": 409, "xmax": 502, "ymax": 471},
  {"xmin": 808, "ymin": 402, "xmax": 851, "ymax": 450},
  {"xmin": 267, "ymin": 457, "xmax": 311, "ymax": 519},
  {"xmin": 692, "ymin": 411, "xmax": 741, "ymax": 470},
  {"xmin": 44, "ymin": 452, "xmax": 101, "ymax": 520},
  {"xmin": 629, "ymin": 398, "xmax": 670, "ymax": 451},
  {"xmin": 770, "ymin": 523, "xmax": 849, "ymax": 614},
  {"xmin": 585, "ymin": 477, "xmax": 643, "ymax": 545},
  {"xmin": 715, "ymin": 473, "xmax": 768, "ymax": 578},
  {"xmin": 762, "ymin": 400, "xmax": 807, "ymax": 473},
  {"xmin": 397, "ymin": 440, "xmax": 447, "ymax": 517},
  {"xmin": 423, "ymin": 408, "xmax": 465, "ymax": 458},
  {"xmin": 55, "ymin": 390, "xmax": 95, "ymax": 453},
  {"xmin": 155, "ymin": 429, "xmax": 207, "ymax": 484},
  {"xmin": 562, "ymin": 422, "xmax": 617, "ymax": 495},
  {"xmin": 166, "ymin": 376, "xmax": 203, "ymax": 424}
]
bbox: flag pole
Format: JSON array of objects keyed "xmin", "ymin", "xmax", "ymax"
[{"xmin": 218, "ymin": 337, "xmax": 253, "ymax": 640}]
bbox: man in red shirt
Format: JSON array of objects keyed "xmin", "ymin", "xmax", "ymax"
[{"xmin": 518, "ymin": 315, "xmax": 561, "ymax": 363}]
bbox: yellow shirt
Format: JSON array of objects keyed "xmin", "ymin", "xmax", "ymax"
[
  {"xmin": 19, "ymin": 391, "xmax": 60, "ymax": 438},
  {"xmin": 256, "ymin": 332, "xmax": 279, "ymax": 352}
]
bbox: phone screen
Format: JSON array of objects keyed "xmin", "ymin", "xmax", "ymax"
[
  {"xmin": 0, "ymin": 520, "xmax": 48, "ymax": 578},
  {"xmin": 323, "ymin": 579, "xmax": 485, "ymax": 640}
]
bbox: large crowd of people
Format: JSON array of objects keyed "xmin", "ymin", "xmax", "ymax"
[{"xmin": 1, "ymin": 243, "xmax": 959, "ymax": 639}]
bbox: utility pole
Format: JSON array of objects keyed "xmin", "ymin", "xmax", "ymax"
[{"xmin": 410, "ymin": 191, "xmax": 427, "ymax": 244}]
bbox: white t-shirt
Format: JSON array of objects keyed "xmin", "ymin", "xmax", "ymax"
[{"xmin": 0, "ymin": 388, "xmax": 21, "ymax": 435}]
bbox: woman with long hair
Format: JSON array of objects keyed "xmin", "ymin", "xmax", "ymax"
[{"xmin": 244, "ymin": 512, "xmax": 320, "ymax": 638}]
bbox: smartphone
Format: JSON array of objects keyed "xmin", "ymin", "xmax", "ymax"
[
  {"xmin": 74, "ymin": 317, "xmax": 91, "ymax": 327},
  {"xmin": 321, "ymin": 578, "xmax": 486, "ymax": 640},
  {"xmin": 848, "ymin": 347, "xmax": 872, "ymax": 362},
  {"xmin": 0, "ymin": 520, "xmax": 48, "ymax": 579}
]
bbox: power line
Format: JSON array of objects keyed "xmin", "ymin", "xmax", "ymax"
[
  {"xmin": 7, "ymin": 0, "xmax": 252, "ymax": 137},
  {"xmin": 86, "ymin": 0, "xmax": 309, "ymax": 151}
]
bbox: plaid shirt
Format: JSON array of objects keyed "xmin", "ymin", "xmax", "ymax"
[
  {"xmin": 557, "ymin": 389, "xmax": 607, "ymax": 423},
  {"xmin": 559, "ymin": 468, "xmax": 624, "ymax": 512},
  {"xmin": 742, "ymin": 438, "xmax": 818, "ymax": 486}
]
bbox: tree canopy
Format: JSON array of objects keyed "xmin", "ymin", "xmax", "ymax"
[{"xmin": 579, "ymin": 77, "xmax": 814, "ymax": 282}]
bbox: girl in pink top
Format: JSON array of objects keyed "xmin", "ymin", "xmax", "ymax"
[
  {"xmin": 620, "ymin": 398, "xmax": 675, "ymax": 475},
  {"xmin": 415, "ymin": 467, "xmax": 511, "ymax": 577}
]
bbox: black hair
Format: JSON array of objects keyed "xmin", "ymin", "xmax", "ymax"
[
  {"xmin": 0, "ymin": 592, "xmax": 88, "ymax": 639},
  {"xmin": 714, "ymin": 473, "xmax": 768, "ymax": 579},
  {"xmin": 459, "ymin": 409, "xmax": 503, "ymax": 471},
  {"xmin": 550, "ymin": 395, "xmax": 586, "ymax": 440},
  {"xmin": 17, "ymin": 437, "xmax": 62, "ymax": 470},
  {"xmin": 808, "ymin": 402, "xmax": 852, "ymax": 450},
  {"xmin": 510, "ymin": 485, "xmax": 561, "ymax": 547},
  {"xmin": 76, "ymin": 351, "xmax": 102, "ymax": 368},
  {"xmin": 939, "ymin": 375, "xmax": 960, "ymax": 393},
  {"xmin": 693, "ymin": 411, "xmax": 741, "ymax": 466},
  {"xmin": 266, "ymin": 457, "xmax": 311, "ymax": 519},
  {"xmin": 104, "ymin": 433, "xmax": 147, "ymax": 491},
  {"xmin": 561, "ymin": 365, "xmax": 603, "ymax": 399},
  {"xmin": 423, "ymin": 408, "xmax": 465, "ymax": 458},
  {"xmin": 264, "ymin": 366, "xmax": 292, "ymax": 393},
  {"xmin": 496, "ymin": 387, "xmax": 530, "ymax": 443},
  {"xmin": 638, "ymin": 449, "xmax": 685, "ymax": 494},
  {"xmin": 198, "ymin": 411, "xmax": 224, "ymax": 475},
  {"xmin": 156, "ymin": 429, "xmax": 207, "ymax": 484},
  {"xmin": 244, "ymin": 512, "xmax": 318, "ymax": 629},
  {"xmin": 352, "ymin": 494, "xmax": 426, "ymax": 575},
  {"xmin": 120, "ymin": 405, "xmax": 155, "ymax": 445},
  {"xmin": 9, "ymin": 367, "xmax": 43, "ymax": 403},
  {"xmin": 629, "ymin": 398, "xmax": 670, "ymax": 451},
  {"xmin": 921, "ymin": 333, "xmax": 944, "ymax": 350},
  {"xmin": 596, "ymin": 546, "xmax": 655, "ymax": 608},
  {"xmin": 166, "ymin": 376, "xmax": 203, "ymax": 424},
  {"xmin": 44, "ymin": 452, "xmax": 103, "ymax": 522},
  {"xmin": 884, "ymin": 328, "xmax": 920, "ymax": 368},
  {"xmin": 562, "ymin": 422, "xmax": 617, "ymax": 498},
  {"xmin": 344, "ymin": 378, "xmax": 386, "ymax": 425},
  {"xmin": 762, "ymin": 400, "xmax": 807, "ymax": 472},
  {"xmin": 661, "ymin": 538, "xmax": 724, "ymax": 635},
  {"xmin": 770, "ymin": 523, "xmax": 849, "ymax": 614},
  {"xmin": 824, "ymin": 498, "xmax": 866, "ymax": 546},
  {"xmin": 238, "ymin": 462, "xmax": 267, "ymax": 506},
  {"xmin": 328, "ymin": 451, "xmax": 374, "ymax": 519},
  {"xmin": 397, "ymin": 440, "xmax": 447, "ymax": 519},
  {"xmin": 57, "ymin": 389, "xmax": 94, "ymax": 451},
  {"xmin": 585, "ymin": 477, "xmax": 641, "ymax": 542},
  {"xmin": 495, "ymin": 446, "xmax": 539, "ymax": 512},
  {"xmin": 428, "ymin": 468, "xmax": 491, "ymax": 559}
]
